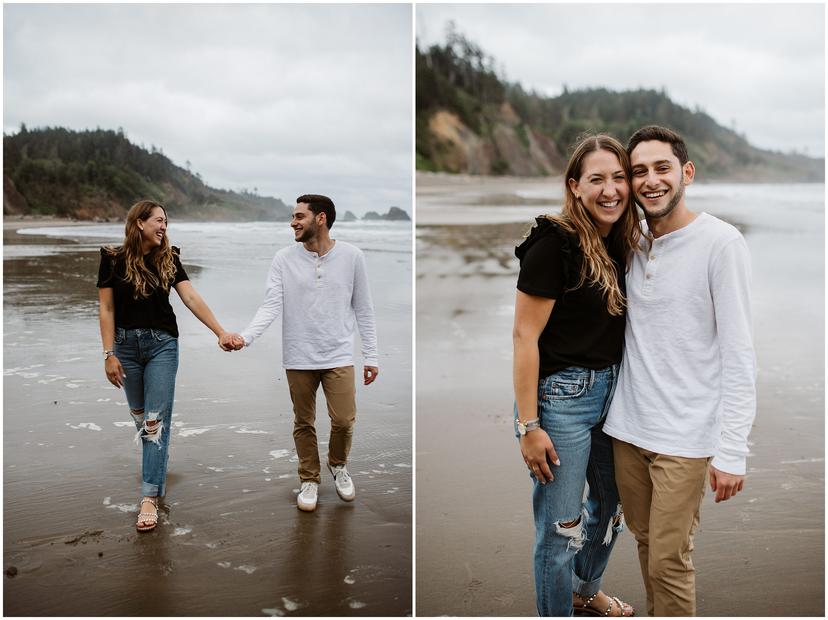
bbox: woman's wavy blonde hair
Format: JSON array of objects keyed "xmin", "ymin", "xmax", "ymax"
[
  {"xmin": 104, "ymin": 200, "xmax": 176, "ymax": 299},
  {"xmin": 547, "ymin": 134, "xmax": 640, "ymax": 316}
]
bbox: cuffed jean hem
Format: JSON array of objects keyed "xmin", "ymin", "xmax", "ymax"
[
  {"xmin": 141, "ymin": 482, "xmax": 163, "ymax": 497},
  {"xmin": 573, "ymin": 574, "xmax": 602, "ymax": 599}
]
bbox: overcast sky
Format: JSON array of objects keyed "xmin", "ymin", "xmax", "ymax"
[
  {"xmin": 417, "ymin": 3, "xmax": 825, "ymax": 157},
  {"xmin": 4, "ymin": 4, "xmax": 412, "ymax": 216}
]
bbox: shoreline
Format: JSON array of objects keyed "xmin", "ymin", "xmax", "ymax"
[
  {"xmin": 4, "ymin": 222, "xmax": 413, "ymax": 616},
  {"xmin": 416, "ymin": 170, "xmax": 825, "ymax": 187},
  {"xmin": 3, "ymin": 215, "xmax": 99, "ymax": 230}
]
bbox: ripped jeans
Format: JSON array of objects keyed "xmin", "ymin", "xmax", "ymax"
[
  {"xmin": 521, "ymin": 365, "xmax": 622, "ymax": 617},
  {"xmin": 114, "ymin": 327, "xmax": 179, "ymax": 497}
]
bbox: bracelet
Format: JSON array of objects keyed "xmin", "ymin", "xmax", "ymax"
[
  {"xmin": 103, "ymin": 350, "xmax": 115, "ymax": 360},
  {"xmin": 517, "ymin": 417, "xmax": 541, "ymax": 435}
]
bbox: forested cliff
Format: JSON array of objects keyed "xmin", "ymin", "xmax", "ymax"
[
  {"xmin": 416, "ymin": 31, "xmax": 823, "ymax": 181},
  {"xmin": 3, "ymin": 126, "xmax": 292, "ymax": 220}
]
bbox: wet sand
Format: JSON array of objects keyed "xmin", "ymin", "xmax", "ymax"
[
  {"xmin": 3, "ymin": 223, "xmax": 412, "ymax": 616},
  {"xmin": 415, "ymin": 174, "xmax": 824, "ymax": 616}
]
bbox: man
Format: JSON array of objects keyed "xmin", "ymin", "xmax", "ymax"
[
  {"xmin": 603, "ymin": 126, "xmax": 756, "ymax": 616},
  {"xmin": 222, "ymin": 194, "xmax": 378, "ymax": 512}
]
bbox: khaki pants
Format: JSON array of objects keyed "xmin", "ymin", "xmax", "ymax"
[
  {"xmin": 612, "ymin": 439, "xmax": 710, "ymax": 617},
  {"xmin": 286, "ymin": 366, "xmax": 357, "ymax": 484}
]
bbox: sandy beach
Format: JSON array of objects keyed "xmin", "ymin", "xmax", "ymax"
[
  {"xmin": 3, "ymin": 220, "xmax": 412, "ymax": 616},
  {"xmin": 415, "ymin": 173, "xmax": 824, "ymax": 616}
]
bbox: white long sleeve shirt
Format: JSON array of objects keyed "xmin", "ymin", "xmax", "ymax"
[
  {"xmin": 603, "ymin": 213, "xmax": 756, "ymax": 475},
  {"xmin": 240, "ymin": 240, "xmax": 378, "ymax": 370}
]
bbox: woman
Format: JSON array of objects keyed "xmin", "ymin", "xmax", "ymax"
[
  {"xmin": 513, "ymin": 134, "xmax": 640, "ymax": 616},
  {"xmin": 98, "ymin": 199, "xmax": 232, "ymax": 532}
]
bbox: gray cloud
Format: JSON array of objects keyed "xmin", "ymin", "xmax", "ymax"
[
  {"xmin": 4, "ymin": 4, "xmax": 412, "ymax": 215},
  {"xmin": 417, "ymin": 3, "xmax": 824, "ymax": 156}
]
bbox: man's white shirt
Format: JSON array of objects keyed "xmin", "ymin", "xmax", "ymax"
[
  {"xmin": 240, "ymin": 241, "xmax": 378, "ymax": 370},
  {"xmin": 604, "ymin": 213, "xmax": 757, "ymax": 475}
]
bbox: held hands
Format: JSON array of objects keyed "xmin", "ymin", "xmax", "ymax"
[
  {"xmin": 520, "ymin": 429, "xmax": 559, "ymax": 484},
  {"xmin": 218, "ymin": 332, "xmax": 245, "ymax": 352},
  {"xmin": 104, "ymin": 355, "xmax": 126, "ymax": 388},
  {"xmin": 709, "ymin": 465, "xmax": 745, "ymax": 503},
  {"xmin": 364, "ymin": 365, "xmax": 379, "ymax": 385}
]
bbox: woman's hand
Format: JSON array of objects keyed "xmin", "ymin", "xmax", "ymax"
[
  {"xmin": 105, "ymin": 355, "xmax": 126, "ymax": 388},
  {"xmin": 520, "ymin": 429, "xmax": 559, "ymax": 484},
  {"xmin": 218, "ymin": 332, "xmax": 244, "ymax": 351}
]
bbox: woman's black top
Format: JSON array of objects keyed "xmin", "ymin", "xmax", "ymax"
[
  {"xmin": 96, "ymin": 247, "xmax": 189, "ymax": 338},
  {"xmin": 516, "ymin": 217, "xmax": 626, "ymax": 378}
]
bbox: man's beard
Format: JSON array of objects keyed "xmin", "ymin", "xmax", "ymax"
[
  {"xmin": 639, "ymin": 179, "xmax": 685, "ymax": 220},
  {"xmin": 295, "ymin": 224, "xmax": 317, "ymax": 242}
]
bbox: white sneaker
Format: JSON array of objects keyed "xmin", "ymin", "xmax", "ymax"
[
  {"xmin": 328, "ymin": 464, "xmax": 355, "ymax": 501},
  {"xmin": 297, "ymin": 481, "xmax": 318, "ymax": 511}
]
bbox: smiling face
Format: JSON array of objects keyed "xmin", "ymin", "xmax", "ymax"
[
  {"xmin": 630, "ymin": 140, "xmax": 694, "ymax": 219},
  {"xmin": 568, "ymin": 149, "xmax": 629, "ymax": 237},
  {"xmin": 138, "ymin": 206, "xmax": 167, "ymax": 253},
  {"xmin": 291, "ymin": 202, "xmax": 323, "ymax": 243}
]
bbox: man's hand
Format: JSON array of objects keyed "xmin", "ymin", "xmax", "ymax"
[
  {"xmin": 219, "ymin": 332, "xmax": 244, "ymax": 351},
  {"xmin": 364, "ymin": 365, "xmax": 379, "ymax": 385},
  {"xmin": 519, "ymin": 429, "xmax": 559, "ymax": 484},
  {"xmin": 709, "ymin": 465, "xmax": 744, "ymax": 503},
  {"xmin": 105, "ymin": 355, "xmax": 126, "ymax": 388}
]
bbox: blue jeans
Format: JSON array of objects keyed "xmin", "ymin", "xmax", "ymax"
[
  {"xmin": 517, "ymin": 365, "xmax": 623, "ymax": 617},
  {"xmin": 114, "ymin": 327, "xmax": 179, "ymax": 497}
]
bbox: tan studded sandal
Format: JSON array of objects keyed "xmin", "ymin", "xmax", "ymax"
[
  {"xmin": 136, "ymin": 497, "xmax": 159, "ymax": 532},
  {"xmin": 574, "ymin": 592, "xmax": 635, "ymax": 617}
]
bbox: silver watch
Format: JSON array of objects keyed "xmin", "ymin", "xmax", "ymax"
[
  {"xmin": 517, "ymin": 417, "xmax": 541, "ymax": 436},
  {"xmin": 103, "ymin": 350, "xmax": 115, "ymax": 360}
]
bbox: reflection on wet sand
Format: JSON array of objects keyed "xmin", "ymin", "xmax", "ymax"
[
  {"xmin": 4, "ymin": 223, "xmax": 412, "ymax": 616},
  {"xmin": 416, "ymin": 176, "xmax": 823, "ymax": 617}
]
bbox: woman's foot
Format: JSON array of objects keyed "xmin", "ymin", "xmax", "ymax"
[
  {"xmin": 573, "ymin": 591, "xmax": 634, "ymax": 616},
  {"xmin": 136, "ymin": 496, "xmax": 159, "ymax": 532}
]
